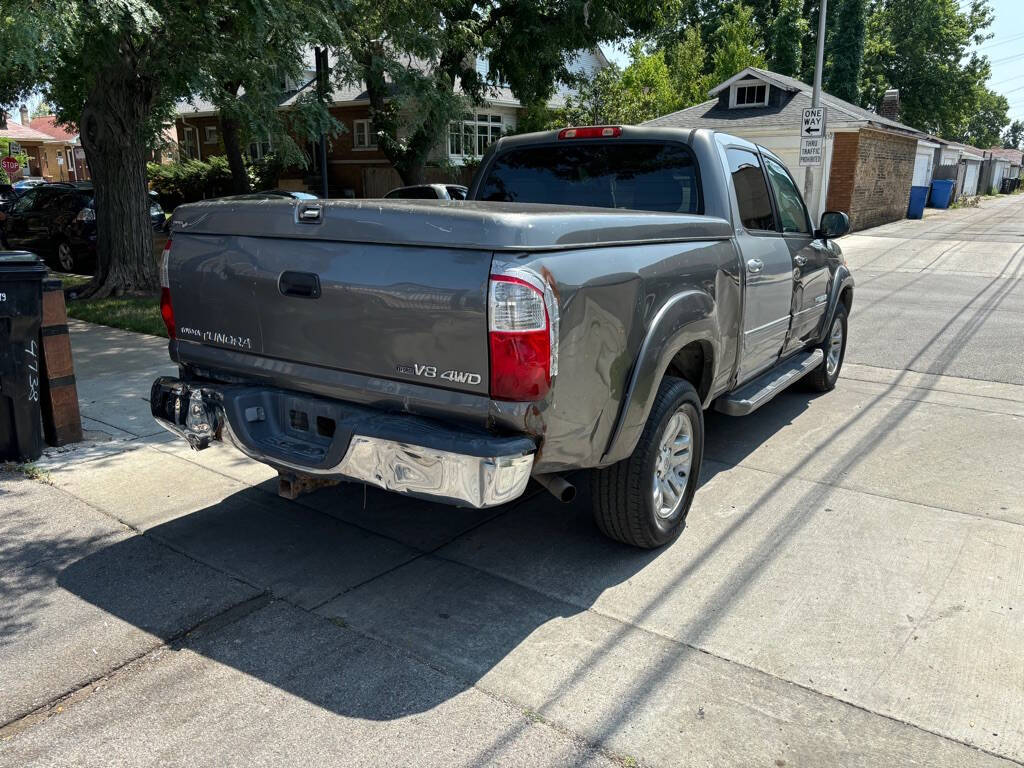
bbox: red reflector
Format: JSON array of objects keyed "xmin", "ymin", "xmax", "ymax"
[
  {"xmin": 558, "ymin": 125, "xmax": 622, "ymax": 140},
  {"xmin": 489, "ymin": 330, "xmax": 551, "ymax": 401},
  {"xmin": 160, "ymin": 287, "xmax": 175, "ymax": 339}
]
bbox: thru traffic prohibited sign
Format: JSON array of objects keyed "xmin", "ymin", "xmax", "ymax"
[
  {"xmin": 801, "ymin": 107, "xmax": 826, "ymax": 137},
  {"xmin": 799, "ymin": 137, "xmax": 823, "ymax": 166},
  {"xmin": 1, "ymin": 156, "xmax": 19, "ymax": 174}
]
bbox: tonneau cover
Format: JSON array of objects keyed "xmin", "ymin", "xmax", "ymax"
[{"xmin": 170, "ymin": 198, "xmax": 733, "ymax": 251}]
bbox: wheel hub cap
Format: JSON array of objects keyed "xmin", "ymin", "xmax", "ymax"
[
  {"xmin": 652, "ymin": 408, "xmax": 694, "ymax": 519},
  {"xmin": 826, "ymin": 316, "xmax": 843, "ymax": 376}
]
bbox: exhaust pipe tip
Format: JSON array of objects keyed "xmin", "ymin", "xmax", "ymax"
[{"xmin": 534, "ymin": 473, "xmax": 576, "ymax": 503}]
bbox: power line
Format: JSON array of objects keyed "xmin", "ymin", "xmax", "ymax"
[{"xmin": 978, "ymin": 32, "xmax": 1024, "ymax": 50}]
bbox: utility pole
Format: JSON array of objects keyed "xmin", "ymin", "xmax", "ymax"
[
  {"xmin": 315, "ymin": 47, "xmax": 330, "ymax": 200},
  {"xmin": 804, "ymin": 0, "xmax": 828, "ymax": 210}
]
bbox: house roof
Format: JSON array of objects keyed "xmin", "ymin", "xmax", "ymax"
[
  {"xmin": 987, "ymin": 147, "xmax": 1023, "ymax": 166},
  {"xmin": 0, "ymin": 120, "xmax": 56, "ymax": 143},
  {"xmin": 28, "ymin": 115, "xmax": 77, "ymax": 142},
  {"xmin": 646, "ymin": 66, "xmax": 927, "ymax": 138}
]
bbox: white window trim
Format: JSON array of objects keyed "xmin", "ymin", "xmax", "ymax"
[
  {"xmin": 447, "ymin": 112, "xmax": 507, "ymax": 162},
  {"xmin": 204, "ymin": 125, "xmax": 218, "ymax": 143},
  {"xmin": 729, "ymin": 81, "xmax": 770, "ymax": 109},
  {"xmin": 352, "ymin": 119, "xmax": 377, "ymax": 150}
]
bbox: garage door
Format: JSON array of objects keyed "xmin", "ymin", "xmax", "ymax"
[
  {"xmin": 912, "ymin": 150, "xmax": 933, "ymax": 187},
  {"xmin": 963, "ymin": 162, "xmax": 980, "ymax": 196}
]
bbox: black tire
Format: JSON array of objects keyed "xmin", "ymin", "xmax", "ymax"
[
  {"xmin": 54, "ymin": 238, "xmax": 77, "ymax": 273},
  {"xmin": 806, "ymin": 303, "xmax": 848, "ymax": 392},
  {"xmin": 591, "ymin": 377, "xmax": 704, "ymax": 548}
]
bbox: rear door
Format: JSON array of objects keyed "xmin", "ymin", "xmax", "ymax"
[
  {"xmin": 761, "ymin": 153, "xmax": 830, "ymax": 352},
  {"xmin": 726, "ymin": 147, "xmax": 794, "ymax": 383}
]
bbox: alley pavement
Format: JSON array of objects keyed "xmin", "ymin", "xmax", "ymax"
[{"xmin": 1, "ymin": 194, "xmax": 1023, "ymax": 767}]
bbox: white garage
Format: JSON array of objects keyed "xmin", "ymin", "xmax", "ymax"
[{"xmin": 912, "ymin": 140, "xmax": 938, "ymax": 187}]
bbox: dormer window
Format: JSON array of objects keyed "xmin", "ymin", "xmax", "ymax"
[{"xmin": 730, "ymin": 81, "xmax": 769, "ymax": 108}]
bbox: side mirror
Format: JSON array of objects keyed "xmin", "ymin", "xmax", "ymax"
[{"xmin": 817, "ymin": 211, "xmax": 850, "ymax": 240}]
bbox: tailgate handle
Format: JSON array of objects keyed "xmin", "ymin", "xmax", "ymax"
[
  {"xmin": 279, "ymin": 271, "xmax": 321, "ymax": 299},
  {"xmin": 298, "ymin": 204, "xmax": 322, "ymax": 223}
]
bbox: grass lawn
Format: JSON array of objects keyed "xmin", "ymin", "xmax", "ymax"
[{"xmin": 53, "ymin": 273, "xmax": 167, "ymax": 338}]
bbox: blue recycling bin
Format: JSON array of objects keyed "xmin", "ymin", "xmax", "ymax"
[
  {"xmin": 929, "ymin": 178, "xmax": 955, "ymax": 209},
  {"xmin": 907, "ymin": 185, "xmax": 928, "ymax": 219}
]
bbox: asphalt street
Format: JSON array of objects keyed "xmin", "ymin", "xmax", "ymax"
[{"xmin": 1, "ymin": 193, "xmax": 1022, "ymax": 767}]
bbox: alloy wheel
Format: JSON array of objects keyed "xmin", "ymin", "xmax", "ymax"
[{"xmin": 651, "ymin": 408, "xmax": 694, "ymax": 519}]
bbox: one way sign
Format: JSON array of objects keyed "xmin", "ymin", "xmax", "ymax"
[{"xmin": 801, "ymin": 107, "xmax": 826, "ymax": 137}]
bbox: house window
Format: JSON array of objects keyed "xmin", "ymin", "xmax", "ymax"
[
  {"xmin": 247, "ymin": 137, "xmax": 272, "ymax": 160},
  {"xmin": 353, "ymin": 119, "xmax": 377, "ymax": 149},
  {"xmin": 449, "ymin": 113, "xmax": 505, "ymax": 159},
  {"xmin": 204, "ymin": 125, "xmax": 218, "ymax": 144},
  {"xmin": 181, "ymin": 126, "xmax": 199, "ymax": 159},
  {"xmin": 731, "ymin": 82, "xmax": 768, "ymax": 108}
]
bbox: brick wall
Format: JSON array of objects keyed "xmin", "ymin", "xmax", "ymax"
[
  {"xmin": 848, "ymin": 128, "xmax": 916, "ymax": 231},
  {"xmin": 826, "ymin": 131, "xmax": 859, "ymax": 215}
]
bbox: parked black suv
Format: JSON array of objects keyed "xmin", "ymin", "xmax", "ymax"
[{"xmin": 0, "ymin": 182, "xmax": 165, "ymax": 272}]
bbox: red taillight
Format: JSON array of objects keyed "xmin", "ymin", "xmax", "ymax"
[
  {"xmin": 160, "ymin": 287, "xmax": 175, "ymax": 339},
  {"xmin": 160, "ymin": 239, "xmax": 175, "ymax": 339},
  {"xmin": 557, "ymin": 126, "xmax": 622, "ymax": 140},
  {"xmin": 488, "ymin": 273, "xmax": 556, "ymax": 401}
]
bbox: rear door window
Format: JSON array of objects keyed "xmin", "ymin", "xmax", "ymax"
[
  {"xmin": 726, "ymin": 148, "xmax": 776, "ymax": 231},
  {"xmin": 478, "ymin": 142, "xmax": 701, "ymax": 214}
]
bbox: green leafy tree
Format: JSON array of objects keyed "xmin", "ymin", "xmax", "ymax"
[
  {"xmin": 824, "ymin": 0, "xmax": 865, "ymax": 102},
  {"xmin": 557, "ymin": 65, "xmax": 629, "ymax": 126},
  {"xmin": 709, "ymin": 3, "xmax": 767, "ymax": 86},
  {"xmin": 956, "ymin": 86, "xmax": 1009, "ymax": 148},
  {"xmin": 860, "ymin": 0, "xmax": 1003, "ymax": 140},
  {"xmin": 30, "ymin": 102, "xmax": 53, "ymax": 118},
  {"xmin": 1003, "ymin": 120, "xmax": 1024, "ymax": 150},
  {"xmin": 665, "ymin": 27, "xmax": 714, "ymax": 107},
  {"xmin": 767, "ymin": 0, "xmax": 807, "ymax": 77},
  {"xmin": 0, "ymin": 0, "xmax": 342, "ymax": 297},
  {"xmin": 616, "ymin": 44, "xmax": 683, "ymax": 124},
  {"xmin": 334, "ymin": 0, "xmax": 678, "ymax": 185}
]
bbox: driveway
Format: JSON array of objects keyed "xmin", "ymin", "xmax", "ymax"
[{"xmin": 2, "ymin": 194, "xmax": 1023, "ymax": 767}]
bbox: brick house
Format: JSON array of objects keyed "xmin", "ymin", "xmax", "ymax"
[
  {"xmin": 173, "ymin": 50, "xmax": 608, "ymax": 198},
  {"xmin": 0, "ymin": 106, "xmax": 89, "ymax": 182},
  {"xmin": 645, "ymin": 67, "xmax": 938, "ymax": 231}
]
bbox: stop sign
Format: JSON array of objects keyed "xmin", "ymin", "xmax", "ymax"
[{"xmin": 1, "ymin": 156, "xmax": 19, "ymax": 174}]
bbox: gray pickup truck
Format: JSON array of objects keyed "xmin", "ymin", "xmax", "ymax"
[{"xmin": 152, "ymin": 126, "xmax": 853, "ymax": 548}]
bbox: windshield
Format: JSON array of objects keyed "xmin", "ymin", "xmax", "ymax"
[{"xmin": 478, "ymin": 142, "xmax": 702, "ymax": 214}]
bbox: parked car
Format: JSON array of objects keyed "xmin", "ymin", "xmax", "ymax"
[
  {"xmin": 12, "ymin": 178, "xmax": 46, "ymax": 192},
  {"xmin": 0, "ymin": 183, "xmax": 21, "ymax": 213},
  {"xmin": 1, "ymin": 182, "xmax": 165, "ymax": 272},
  {"xmin": 152, "ymin": 126, "xmax": 853, "ymax": 549},
  {"xmin": 384, "ymin": 183, "xmax": 467, "ymax": 200}
]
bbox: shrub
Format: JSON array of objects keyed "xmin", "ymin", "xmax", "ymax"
[{"xmin": 147, "ymin": 155, "xmax": 234, "ymax": 210}]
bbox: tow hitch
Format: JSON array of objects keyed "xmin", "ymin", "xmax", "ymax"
[{"xmin": 150, "ymin": 377, "xmax": 222, "ymax": 450}]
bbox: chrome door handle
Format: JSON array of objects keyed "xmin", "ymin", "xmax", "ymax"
[
  {"xmin": 793, "ymin": 255, "xmax": 808, "ymax": 267},
  {"xmin": 746, "ymin": 258, "xmax": 764, "ymax": 274}
]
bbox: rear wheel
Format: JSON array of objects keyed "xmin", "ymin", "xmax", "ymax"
[
  {"xmin": 56, "ymin": 239, "xmax": 76, "ymax": 272},
  {"xmin": 591, "ymin": 377, "xmax": 704, "ymax": 548},
  {"xmin": 806, "ymin": 303, "xmax": 847, "ymax": 392}
]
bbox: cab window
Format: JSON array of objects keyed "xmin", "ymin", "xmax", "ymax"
[
  {"xmin": 763, "ymin": 156, "xmax": 811, "ymax": 234},
  {"xmin": 726, "ymin": 148, "xmax": 775, "ymax": 231}
]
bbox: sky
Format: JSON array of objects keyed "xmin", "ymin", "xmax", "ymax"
[{"xmin": 603, "ymin": 0, "xmax": 1024, "ymax": 126}]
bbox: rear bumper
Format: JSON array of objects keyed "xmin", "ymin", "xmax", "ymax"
[{"xmin": 150, "ymin": 377, "xmax": 535, "ymax": 508}]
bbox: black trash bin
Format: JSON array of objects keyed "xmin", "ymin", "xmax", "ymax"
[{"xmin": 0, "ymin": 251, "xmax": 47, "ymax": 462}]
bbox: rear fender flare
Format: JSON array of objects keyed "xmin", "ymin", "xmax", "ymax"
[{"xmin": 601, "ymin": 290, "xmax": 719, "ymax": 466}]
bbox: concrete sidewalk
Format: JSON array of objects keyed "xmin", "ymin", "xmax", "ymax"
[{"xmin": 2, "ymin": 194, "xmax": 1023, "ymax": 767}]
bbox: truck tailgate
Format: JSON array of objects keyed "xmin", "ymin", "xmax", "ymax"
[{"xmin": 168, "ymin": 232, "xmax": 491, "ymax": 396}]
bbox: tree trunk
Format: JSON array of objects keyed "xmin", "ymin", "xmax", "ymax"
[
  {"xmin": 78, "ymin": 69, "xmax": 157, "ymax": 298},
  {"xmin": 220, "ymin": 113, "xmax": 250, "ymax": 194}
]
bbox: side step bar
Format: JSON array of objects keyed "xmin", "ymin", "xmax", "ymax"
[{"xmin": 714, "ymin": 349, "xmax": 824, "ymax": 416}]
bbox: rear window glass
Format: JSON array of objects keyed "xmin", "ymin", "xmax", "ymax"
[
  {"xmin": 726, "ymin": 148, "xmax": 775, "ymax": 231},
  {"xmin": 386, "ymin": 186, "xmax": 437, "ymax": 199},
  {"xmin": 478, "ymin": 142, "xmax": 701, "ymax": 214}
]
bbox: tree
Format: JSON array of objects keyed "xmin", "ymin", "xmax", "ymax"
[
  {"xmin": 767, "ymin": 0, "xmax": 807, "ymax": 77},
  {"xmin": 709, "ymin": 3, "xmax": 766, "ymax": 86},
  {"xmin": 558, "ymin": 65, "xmax": 629, "ymax": 126},
  {"xmin": 334, "ymin": 0, "xmax": 679, "ymax": 185},
  {"xmin": 0, "ymin": 0, "xmax": 341, "ymax": 297},
  {"xmin": 824, "ymin": 0, "xmax": 865, "ymax": 102},
  {"xmin": 616, "ymin": 44, "xmax": 683, "ymax": 124},
  {"xmin": 30, "ymin": 101, "xmax": 53, "ymax": 118},
  {"xmin": 860, "ymin": 0, "xmax": 1004, "ymax": 140},
  {"xmin": 956, "ymin": 86, "xmax": 1009, "ymax": 148},
  {"xmin": 665, "ymin": 27, "xmax": 714, "ymax": 107},
  {"xmin": 1004, "ymin": 120, "xmax": 1024, "ymax": 150}
]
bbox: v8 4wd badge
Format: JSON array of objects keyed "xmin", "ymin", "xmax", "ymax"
[{"xmin": 397, "ymin": 364, "xmax": 481, "ymax": 385}]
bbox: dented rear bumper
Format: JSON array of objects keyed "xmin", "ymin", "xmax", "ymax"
[{"xmin": 150, "ymin": 377, "xmax": 535, "ymax": 508}]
